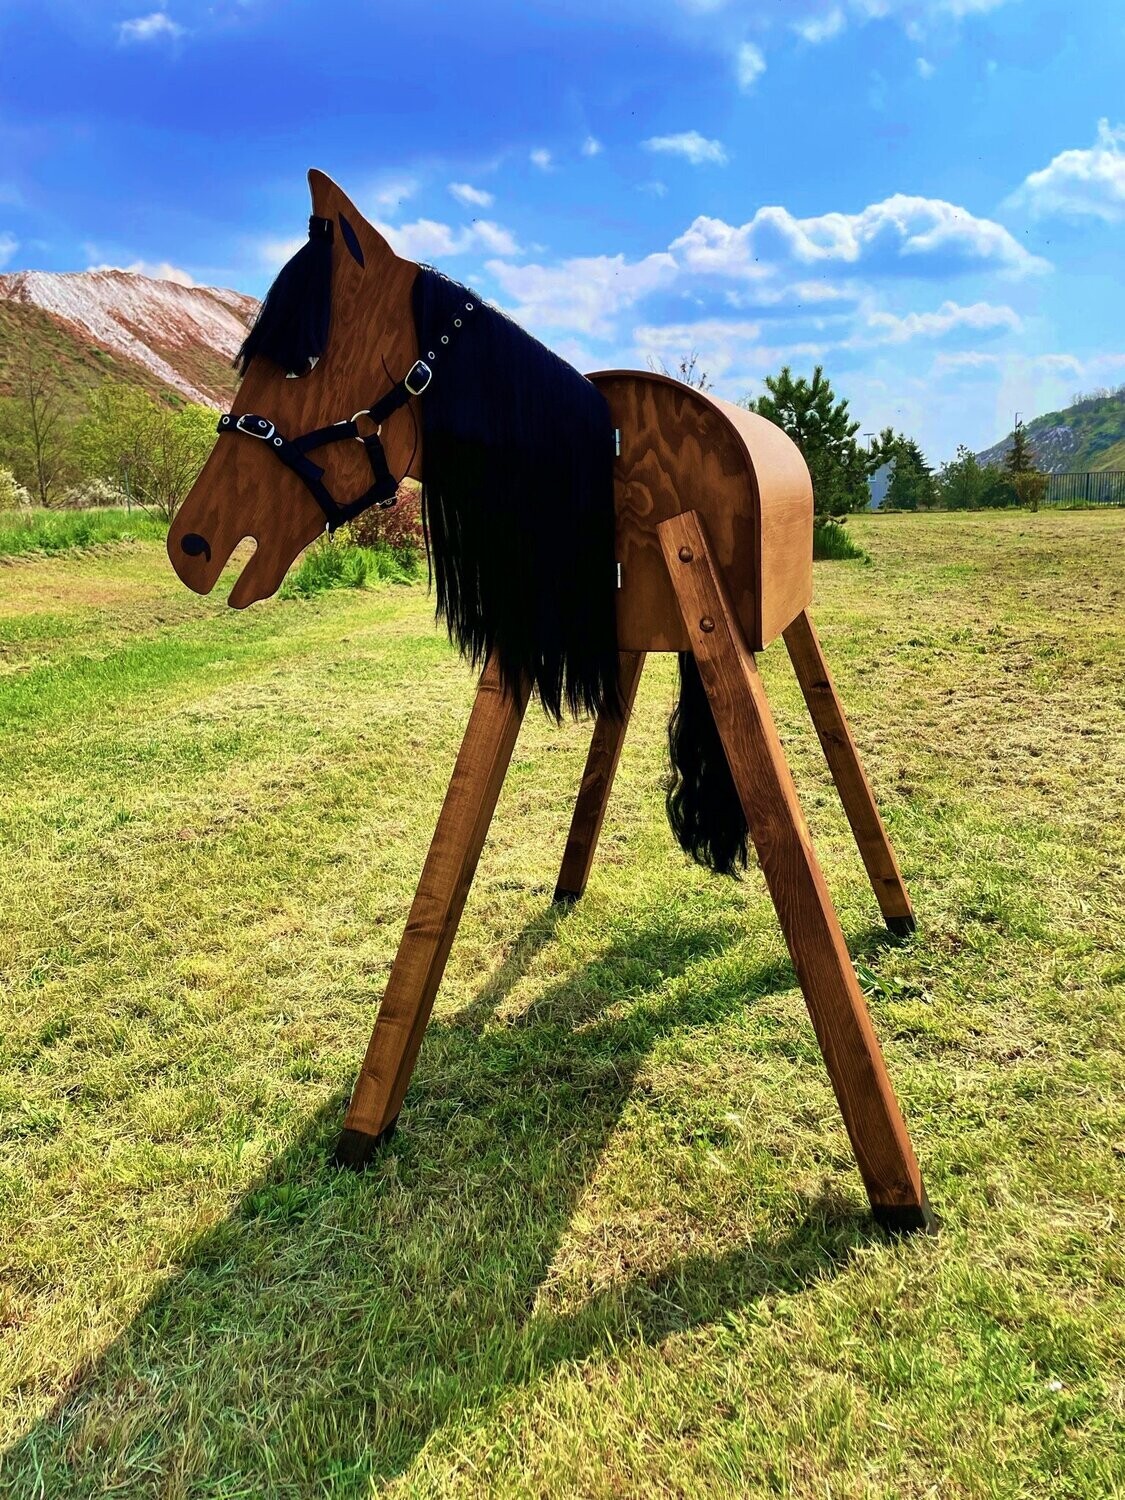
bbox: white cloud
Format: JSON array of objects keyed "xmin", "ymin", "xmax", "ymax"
[
  {"xmin": 87, "ymin": 258, "xmax": 197, "ymax": 285},
  {"xmin": 1009, "ymin": 119, "xmax": 1125, "ymax": 222},
  {"xmin": 486, "ymin": 251, "xmax": 678, "ymax": 334},
  {"xmin": 736, "ymin": 42, "xmax": 766, "ymax": 90},
  {"xmin": 582, "ymin": 136, "xmax": 603, "ymax": 157},
  {"xmin": 259, "ymin": 236, "xmax": 305, "ymax": 269},
  {"xmin": 449, "ymin": 182, "xmax": 494, "ymax": 209},
  {"xmin": 117, "ymin": 11, "xmax": 184, "ymax": 43},
  {"xmin": 642, "ymin": 131, "xmax": 728, "ymax": 167},
  {"xmin": 917, "ymin": 57, "xmax": 936, "ymax": 78},
  {"xmin": 530, "ymin": 149, "xmax": 553, "ymax": 171},
  {"xmin": 0, "ymin": 232, "xmax": 17, "ymax": 269},
  {"xmin": 375, "ymin": 218, "xmax": 521, "ymax": 260},
  {"xmin": 865, "ymin": 299, "xmax": 1021, "ymax": 343},
  {"xmin": 371, "ymin": 178, "xmax": 418, "ymax": 212},
  {"xmin": 672, "ymin": 195, "xmax": 1049, "ymax": 278},
  {"xmin": 793, "ymin": 7, "xmax": 846, "ymax": 42}
]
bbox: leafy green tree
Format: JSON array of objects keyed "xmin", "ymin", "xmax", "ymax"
[
  {"xmin": 1003, "ymin": 418, "xmax": 1047, "ymax": 512},
  {"xmin": 885, "ymin": 438, "xmax": 937, "ymax": 511},
  {"xmin": 936, "ymin": 446, "xmax": 1008, "ymax": 510},
  {"xmin": 77, "ymin": 385, "xmax": 215, "ymax": 521},
  {"xmin": 0, "ymin": 336, "xmax": 74, "ymax": 506},
  {"xmin": 743, "ymin": 366, "xmax": 877, "ymax": 514}
]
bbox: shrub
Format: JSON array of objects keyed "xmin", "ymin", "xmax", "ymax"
[
  {"xmin": 0, "ymin": 466, "xmax": 31, "ymax": 512},
  {"xmin": 342, "ymin": 481, "xmax": 424, "ymax": 560},
  {"xmin": 0, "ymin": 507, "xmax": 165, "ymax": 557},
  {"xmin": 813, "ymin": 517, "xmax": 870, "ymax": 563},
  {"xmin": 61, "ymin": 477, "xmax": 129, "ymax": 510}
]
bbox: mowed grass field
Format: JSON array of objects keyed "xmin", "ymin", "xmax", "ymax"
[{"xmin": 1, "ymin": 512, "xmax": 1123, "ymax": 1497}]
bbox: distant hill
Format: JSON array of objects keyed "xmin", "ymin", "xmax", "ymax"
[
  {"xmin": 976, "ymin": 386, "xmax": 1125, "ymax": 473},
  {"xmin": 0, "ymin": 269, "xmax": 257, "ymax": 417}
]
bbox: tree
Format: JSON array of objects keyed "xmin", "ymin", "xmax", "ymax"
[
  {"xmin": 1003, "ymin": 418, "xmax": 1047, "ymax": 512},
  {"xmin": 936, "ymin": 446, "xmax": 1008, "ymax": 510},
  {"xmin": 648, "ymin": 349, "xmax": 713, "ymax": 391},
  {"xmin": 76, "ymin": 385, "xmax": 215, "ymax": 522},
  {"xmin": 885, "ymin": 438, "xmax": 937, "ymax": 511},
  {"xmin": 0, "ymin": 337, "xmax": 73, "ymax": 506},
  {"xmin": 743, "ymin": 366, "xmax": 877, "ymax": 514}
]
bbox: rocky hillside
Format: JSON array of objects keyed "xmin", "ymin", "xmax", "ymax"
[
  {"xmin": 0, "ymin": 269, "xmax": 257, "ymax": 413},
  {"xmin": 977, "ymin": 387, "xmax": 1125, "ymax": 473}
]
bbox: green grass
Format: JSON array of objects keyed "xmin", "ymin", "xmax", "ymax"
[
  {"xmin": 280, "ymin": 533, "xmax": 422, "ymax": 599},
  {"xmin": 0, "ymin": 506, "xmax": 167, "ymax": 558},
  {"xmin": 1, "ymin": 512, "xmax": 1123, "ymax": 1497}
]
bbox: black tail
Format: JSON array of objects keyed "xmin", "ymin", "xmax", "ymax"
[{"xmin": 666, "ymin": 652, "xmax": 748, "ymax": 877}]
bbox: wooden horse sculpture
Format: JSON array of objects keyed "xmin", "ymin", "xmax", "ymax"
[{"xmin": 169, "ymin": 171, "xmax": 934, "ymax": 1234}]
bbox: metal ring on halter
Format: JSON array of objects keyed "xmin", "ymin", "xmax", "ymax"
[{"xmin": 350, "ymin": 410, "xmax": 382, "ymax": 442}]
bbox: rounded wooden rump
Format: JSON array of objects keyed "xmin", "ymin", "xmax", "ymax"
[{"xmin": 590, "ymin": 371, "xmax": 813, "ymax": 654}]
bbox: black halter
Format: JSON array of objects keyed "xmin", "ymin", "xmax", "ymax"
[{"xmin": 217, "ymin": 295, "xmax": 475, "ymax": 533}]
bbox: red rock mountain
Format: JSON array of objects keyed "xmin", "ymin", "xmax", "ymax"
[{"xmin": 0, "ymin": 268, "xmax": 258, "ymax": 410}]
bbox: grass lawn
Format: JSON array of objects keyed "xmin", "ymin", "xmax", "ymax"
[{"xmin": 1, "ymin": 512, "xmax": 1123, "ymax": 1497}]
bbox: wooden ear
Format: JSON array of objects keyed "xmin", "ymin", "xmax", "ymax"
[{"xmin": 307, "ymin": 168, "xmax": 403, "ymax": 269}]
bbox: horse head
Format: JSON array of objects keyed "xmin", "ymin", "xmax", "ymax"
[{"xmin": 168, "ymin": 170, "xmax": 421, "ymax": 607}]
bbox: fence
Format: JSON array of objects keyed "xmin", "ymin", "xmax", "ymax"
[{"xmin": 1045, "ymin": 471, "xmax": 1125, "ymax": 506}]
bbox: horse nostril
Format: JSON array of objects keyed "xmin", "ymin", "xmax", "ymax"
[{"xmin": 181, "ymin": 533, "xmax": 212, "ymax": 562}]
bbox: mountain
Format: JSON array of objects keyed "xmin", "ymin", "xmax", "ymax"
[
  {"xmin": 976, "ymin": 386, "xmax": 1125, "ymax": 473},
  {"xmin": 0, "ymin": 269, "xmax": 257, "ymax": 413}
]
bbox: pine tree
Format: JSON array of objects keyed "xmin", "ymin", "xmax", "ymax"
[
  {"xmin": 885, "ymin": 438, "xmax": 936, "ymax": 511},
  {"xmin": 1005, "ymin": 418, "xmax": 1036, "ymax": 475},
  {"xmin": 744, "ymin": 365, "xmax": 875, "ymax": 514}
]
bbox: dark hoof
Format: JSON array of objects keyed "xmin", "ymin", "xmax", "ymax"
[
  {"xmin": 872, "ymin": 1189, "xmax": 938, "ymax": 1236},
  {"xmin": 332, "ymin": 1115, "xmax": 399, "ymax": 1170},
  {"xmin": 886, "ymin": 913, "xmax": 917, "ymax": 937}
]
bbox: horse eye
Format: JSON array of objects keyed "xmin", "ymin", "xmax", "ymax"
[{"xmin": 338, "ymin": 213, "xmax": 365, "ymax": 268}]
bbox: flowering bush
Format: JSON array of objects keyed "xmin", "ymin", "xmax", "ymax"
[
  {"xmin": 343, "ymin": 480, "xmax": 424, "ymax": 559},
  {"xmin": 0, "ymin": 466, "xmax": 31, "ymax": 511}
]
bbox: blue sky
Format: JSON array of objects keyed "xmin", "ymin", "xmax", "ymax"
[{"xmin": 1, "ymin": 0, "xmax": 1122, "ymax": 459}]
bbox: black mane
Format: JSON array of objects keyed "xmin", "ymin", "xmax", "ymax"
[{"xmin": 412, "ymin": 267, "xmax": 620, "ymax": 721}]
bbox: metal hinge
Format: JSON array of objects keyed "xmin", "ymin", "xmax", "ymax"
[{"xmin": 614, "ymin": 428, "xmax": 621, "ymax": 457}]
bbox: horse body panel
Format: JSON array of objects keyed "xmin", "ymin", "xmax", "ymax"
[{"xmin": 592, "ymin": 371, "xmax": 812, "ymax": 653}]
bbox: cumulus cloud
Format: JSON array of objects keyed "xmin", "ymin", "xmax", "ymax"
[
  {"xmin": 530, "ymin": 149, "xmax": 553, "ymax": 171},
  {"xmin": 865, "ymin": 299, "xmax": 1021, "ymax": 343},
  {"xmin": 87, "ymin": 259, "xmax": 197, "ymax": 285},
  {"xmin": 371, "ymin": 178, "xmax": 418, "ymax": 212},
  {"xmin": 642, "ymin": 131, "xmax": 728, "ymax": 167},
  {"xmin": 0, "ymin": 232, "xmax": 17, "ymax": 269},
  {"xmin": 672, "ymin": 194, "xmax": 1049, "ymax": 278},
  {"xmin": 376, "ymin": 218, "xmax": 521, "ymax": 259},
  {"xmin": 790, "ymin": 0, "xmax": 1021, "ymax": 42},
  {"xmin": 917, "ymin": 57, "xmax": 936, "ymax": 78},
  {"xmin": 582, "ymin": 136, "xmax": 603, "ymax": 157},
  {"xmin": 449, "ymin": 182, "xmax": 494, "ymax": 209},
  {"xmin": 486, "ymin": 251, "xmax": 678, "ymax": 334},
  {"xmin": 736, "ymin": 42, "xmax": 766, "ymax": 90},
  {"xmin": 1009, "ymin": 119, "xmax": 1125, "ymax": 222},
  {"xmin": 117, "ymin": 11, "xmax": 184, "ymax": 43}
]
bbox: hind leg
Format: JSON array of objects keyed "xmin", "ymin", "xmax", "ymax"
[
  {"xmin": 554, "ymin": 652, "xmax": 645, "ymax": 903},
  {"xmin": 783, "ymin": 610, "xmax": 916, "ymax": 936},
  {"xmin": 659, "ymin": 512, "xmax": 934, "ymax": 1232}
]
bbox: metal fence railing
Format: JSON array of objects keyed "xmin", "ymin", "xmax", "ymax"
[{"xmin": 1045, "ymin": 471, "xmax": 1125, "ymax": 506}]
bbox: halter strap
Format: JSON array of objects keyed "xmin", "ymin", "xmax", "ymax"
[{"xmin": 217, "ymin": 295, "xmax": 475, "ymax": 533}]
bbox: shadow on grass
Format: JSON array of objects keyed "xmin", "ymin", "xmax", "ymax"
[{"xmin": 3, "ymin": 913, "xmax": 879, "ymax": 1495}]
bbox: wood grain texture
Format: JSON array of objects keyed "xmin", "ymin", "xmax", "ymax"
[
  {"xmin": 659, "ymin": 510, "xmax": 928, "ymax": 1216},
  {"xmin": 783, "ymin": 610, "xmax": 915, "ymax": 934},
  {"xmin": 590, "ymin": 370, "xmax": 812, "ymax": 652},
  {"xmin": 340, "ymin": 657, "xmax": 529, "ymax": 1145},
  {"xmin": 169, "ymin": 170, "xmax": 423, "ymax": 608},
  {"xmin": 553, "ymin": 652, "xmax": 645, "ymax": 902}
]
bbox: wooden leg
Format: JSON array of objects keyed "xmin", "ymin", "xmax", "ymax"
[
  {"xmin": 554, "ymin": 652, "xmax": 646, "ymax": 903},
  {"xmin": 334, "ymin": 657, "xmax": 529, "ymax": 1167},
  {"xmin": 658, "ymin": 513, "xmax": 933, "ymax": 1232},
  {"xmin": 783, "ymin": 609, "xmax": 916, "ymax": 936}
]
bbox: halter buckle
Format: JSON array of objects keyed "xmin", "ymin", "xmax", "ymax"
[
  {"xmin": 404, "ymin": 359, "xmax": 432, "ymax": 397},
  {"xmin": 235, "ymin": 414, "xmax": 276, "ymax": 442}
]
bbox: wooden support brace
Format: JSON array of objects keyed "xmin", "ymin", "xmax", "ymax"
[
  {"xmin": 334, "ymin": 657, "xmax": 528, "ymax": 1167},
  {"xmin": 554, "ymin": 652, "xmax": 646, "ymax": 903},
  {"xmin": 783, "ymin": 609, "xmax": 916, "ymax": 936},
  {"xmin": 658, "ymin": 511, "xmax": 933, "ymax": 1232}
]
